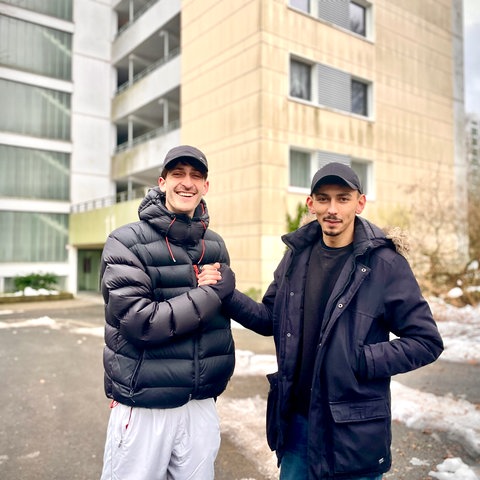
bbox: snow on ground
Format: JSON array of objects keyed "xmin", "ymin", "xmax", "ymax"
[
  {"xmin": 226, "ymin": 298, "xmax": 480, "ymax": 480},
  {"xmin": 1, "ymin": 297, "xmax": 479, "ymax": 479}
]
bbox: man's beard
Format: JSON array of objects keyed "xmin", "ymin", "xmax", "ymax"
[{"xmin": 323, "ymin": 230, "xmax": 340, "ymax": 237}]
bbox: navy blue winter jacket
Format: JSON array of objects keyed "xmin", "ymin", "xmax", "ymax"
[
  {"xmin": 224, "ymin": 216, "xmax": 443, "ymax": 479},
  {"xmin": 101, "ymin": 187, "xmax": 235, "ymax": 408}
]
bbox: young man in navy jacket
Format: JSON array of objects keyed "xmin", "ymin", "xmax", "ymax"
[{"xmin": 220, "ymin": 162, "xmax": 443, "ymax": 480}]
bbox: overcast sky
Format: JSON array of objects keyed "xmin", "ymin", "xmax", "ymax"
[{"xmin": 464, "ymin": 0, "xmax": 480, "ymax": 114}]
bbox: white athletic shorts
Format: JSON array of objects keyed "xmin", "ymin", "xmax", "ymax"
[{"xmin": 100, "ymin": 398, "xmax": 221, "ymax": 480}]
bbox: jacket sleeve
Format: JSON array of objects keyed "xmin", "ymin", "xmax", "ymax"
[
  {"xmin": 222, "ymin": 252, "xmax": 292, "ymax": 336},
  {"xmin": 101, "ymin": 235, "xmax": 221, "ymax": 348},
  {"xmin": 362, "ymin": 252, "xmax": 444, "ymax": 379}
]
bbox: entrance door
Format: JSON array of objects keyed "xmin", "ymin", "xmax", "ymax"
[{"xmin": 77, "ymin": 249, "xmax": 102, "ymax": 291}]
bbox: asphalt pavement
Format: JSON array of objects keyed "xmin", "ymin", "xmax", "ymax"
[{"xmin": 0, "ymin": 294, "xmax": 479, "ymax": 480}]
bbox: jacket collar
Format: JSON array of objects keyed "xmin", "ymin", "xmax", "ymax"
[
  {"xmin": 282, "ymin": 216, "xmax": 392, "ymax": 257},
  {"xmin": 137, "ymin": 187, "xmax": 209, "ymax": 246}
]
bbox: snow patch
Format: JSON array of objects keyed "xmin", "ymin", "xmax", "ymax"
[{"xmin": 429, "ymin": 457, "xmax": 480, "ymax": 480}]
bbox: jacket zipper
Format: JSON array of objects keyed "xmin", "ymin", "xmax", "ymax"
[
  {"xmin": 129, "ymin": 351, "xmax": 145, "ymax": 398},
  {"xmin": 192, "ymin": 335, "xmax": 199, "ymax": 400}
]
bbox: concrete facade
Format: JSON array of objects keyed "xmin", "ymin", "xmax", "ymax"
[{"xmin": 1, "ymin": 0, "xmax": 467, "ymax": 294}]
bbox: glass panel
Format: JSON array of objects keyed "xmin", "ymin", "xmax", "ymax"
[
  {"xmin": 289, "ymin": 0, "xmax": 310, "ymax": 13},
  {"xmin": 290, "ymin": 60, "xmax": 311, "ymax": 100},
  {"xmin": 0, "ymin": 16, "xmax": 72, "ymax": 80},
  {"xmin": 0, "ymin": 212, "xmax": 69, "ymax": 262},
  {"xmin": 350, "ymin": 2, "xmax": 366, "ymax": 36},
  {"xmin": 1, "ymin": 0, "xmax": 73, "ymax": 21},
  {"xmin": 351, "ymin": 160, "xmax": 369, "ymax": 194},
  {"xmin": 290, "ymin": 150, "xmax": 311, "ymax": 188},
  {"xmin": 351, "ymin": 80, "xmax": 368, "ymax": 116},
  {"xmin": 0, "ymin": 79, "xmax": 71, "ymax": 140},
  {"xmin": 0, "ymin": 145, "xmax": 70, "ymax": 201}
]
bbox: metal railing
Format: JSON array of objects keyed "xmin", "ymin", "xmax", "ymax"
[
  {"xmin": 116, "ymin": 0, "xmax": 160, "ymax": 37},
  {"xmin": 70, "ymin": 186, "xmax": 149, "ymax": 213},
  {"xmin": 114, "ymin": 119, "xmax": 180, "ymax": 154},
  {"xmin": 115, "ymin": 47, "xmax": 180, "ymax": 95}
]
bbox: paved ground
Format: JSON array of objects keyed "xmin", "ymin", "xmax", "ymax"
[{"xmin": 0, "ymin": 294, "xmax": 479, "ymax": 479}]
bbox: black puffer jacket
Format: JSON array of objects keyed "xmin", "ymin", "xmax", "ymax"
[{"xmin": 101, "ymin": 187, "xmax": 235, "ymax": 408}]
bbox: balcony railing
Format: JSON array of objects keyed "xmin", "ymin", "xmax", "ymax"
[
  {"xmin": 70, "ymin": 186, "xmax": 148, "ymax": 213},
  {"xmin": 114, "ymin": 119, "xmax": 180, "ymax": 154},
  {"xmin": 116, "ymin": 0, "xmax": 160, "ymax": 37},
  {"xmin": 116, "ymin": 47, "xmax": 180, "ymax": 95}
]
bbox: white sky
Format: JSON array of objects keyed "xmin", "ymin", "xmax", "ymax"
[{"xmin": 464, "ymin": 0, "xmax": 480, "ymax": 114}]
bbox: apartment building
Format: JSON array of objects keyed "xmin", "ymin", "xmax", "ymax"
[{"xmin": 0, "ymin": 0, "xmax": 467, "ymax": 294}]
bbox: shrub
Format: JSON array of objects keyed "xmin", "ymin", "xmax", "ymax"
[{"xmin": 14, "ymin": 273, "xmax": 58, "ymax": 292}]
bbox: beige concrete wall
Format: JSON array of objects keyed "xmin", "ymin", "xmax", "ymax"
[{"xmin": 179, "ymin": 0, "xmax": 461, "ymax": 292}]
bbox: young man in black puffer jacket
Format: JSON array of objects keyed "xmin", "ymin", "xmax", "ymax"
[{"xmin": 100, "ymin": 145, "xmax": 235, "ymax": 480}]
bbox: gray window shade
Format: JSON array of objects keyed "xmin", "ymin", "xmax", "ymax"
[
  {"xmin": 317, "ymin": 0, "xmax": 350, "ymax": 28},
  {"xmin": 317, "ymin": 64, "xmax": 351, "ymax": 111},
  {"xmin": 316, "ymin": 151, "xmax": 350, "ymax": 169}
]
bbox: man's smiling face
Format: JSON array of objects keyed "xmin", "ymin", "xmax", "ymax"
[{"xmin": 158, "ymin": 161, "xmax": 209, "ymax": 217}]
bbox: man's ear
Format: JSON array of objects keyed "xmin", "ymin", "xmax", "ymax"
[
  {"xmin": 158, "ymin": 176, "xmax": 166, "ymax": 192},
  {"xmin": 355, "ymin": 193, "xmax": 367, "ymax": 214},
  {"xmin": 306, "ymin": 195, "xmax": 315, "ymax": 214},
  {"xmin": 202, "ymin": 180, "xmax": 210, "ymax": 196}
]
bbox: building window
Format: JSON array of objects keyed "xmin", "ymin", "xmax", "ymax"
[
  {"xmin": 349, "ymin": 2, "xmax": 366, "ymax": 36},
  {"xmin": 0, "ymin": 15, "xmax": 72, "ymax": 81},
  {"xmin": 351, "ymin": 159, "xmax": 370, "ymax": 194},
  {"xmin": 289, "ymin": 0, "xmax": 309, "ymax": 13},
  {"xmin": 289, "ymin": 0, "xmax": 371, "ymax": 39},
  {"xmin": 0, "ymin": 145, "xmax": 70, "ymax": 201},
  {"xmin": 0, "ymin": 79, "xmax": 71, "ymax": 140},
  {"xmin": 351, "ymin": 79, "xmax": 368, "ymax": 116},
  {"xmin": 292, "ymin": 58, "xmax": 372, "ymax": 118},
  {"xmin": 1, "ymin": 0, "xmax": 73, "ymax": 21},
  {"xmin": 290, "ymin": 59, "xmax": 312, "ymax": 101},
  {"xmin": 0, "ymin": 212, "xmax": 69, "ymax": 263},
  {"xmin": 289, "ymin": 148, "xmax": 372, "ymax": 195},
  {"xmin": 290, "ymin": 150, "xmax": 312, "ymax": 189}
]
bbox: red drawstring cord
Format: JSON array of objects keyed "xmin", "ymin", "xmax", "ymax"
[
  {"xmin": 125, "ymin": 407, "xmax": 133, "ymax": 430},
  {"xmin": 165, "ymin": 217, "xmax": 177, "ymax": 262}
]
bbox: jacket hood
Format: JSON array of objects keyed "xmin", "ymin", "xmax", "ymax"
[
  {"xmin": 285, "ymin": 213, "xmax": 409, "ymax": 258},
  {"xmin": 137, "ymin": 186, "xmax": 209, "ymax": 246}
]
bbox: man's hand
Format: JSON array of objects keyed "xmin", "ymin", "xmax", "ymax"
[
  {"xmin": 197, "ymin": 262, "xmax": 221, "ymax": 286},
  {"xmin": 198, "ymin": 263, "xmax": 235, "ymax": 300}
]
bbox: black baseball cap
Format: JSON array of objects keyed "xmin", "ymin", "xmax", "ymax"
[
  {"xmin": 162, "ymin": 145, "xmax": 208, "ymax": 173},
  {"xmin": 310, "ymin": 162, "xmax": 362, "ymax": 194}
]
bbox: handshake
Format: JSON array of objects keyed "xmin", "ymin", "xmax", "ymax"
[{"xmin": 196, "ymin": 262, "xmax": 235, "ymax": 301}]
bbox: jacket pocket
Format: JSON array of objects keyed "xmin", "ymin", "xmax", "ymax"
[
  {"xmin": 329, "ymin": 397, "xmax": 391, "ymax": 474},
  {"xmin": 266, "ymin": 372, "xmax": 279, "ymax": 451}
]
